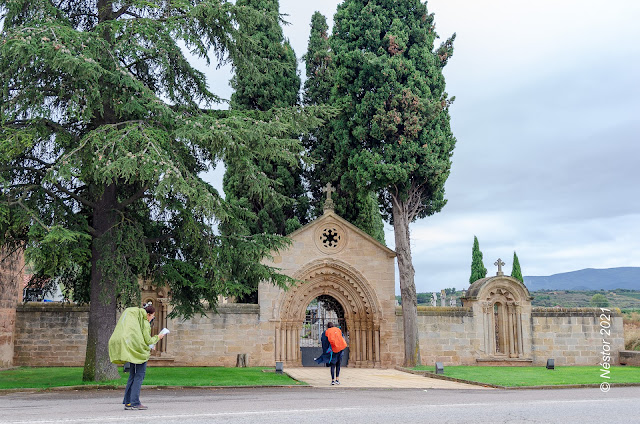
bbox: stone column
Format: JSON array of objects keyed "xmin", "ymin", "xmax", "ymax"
[
  {"xmin": 286, "ymin": 322, "xmax": 294, "ymax": 363},
  {"xmin": 374, "ymin": 323, "xmax": 381, "ymax": 367},
  {"xmin": 354, "ymin": 321, "xmax": 361, "ymax": 366},
  {"xmin": 274, "ymin": 323, "xmax": 281, "ymax": 362},
  {"xmin": 507, "ymin": 303, "xmax": 516, "ymax": 357},
  {"xmin": 366, "ymin": 321, "xmax": 373, "ymax": 364},
  {"xmin": 515, "ymin": 304, "xmax": 524, "ymax": 357},
  {"xmin": 294, "ymin": 325, "xmax": 300, "ymax": 361},
  {"xmin": 482, "ymin": 303, "xmax": 492, "ymax": 355},
  {"xmin": 157, "ymin": 297, "xmax": 169, "ymax": 354}
]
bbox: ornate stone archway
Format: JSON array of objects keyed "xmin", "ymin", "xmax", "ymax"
[
  {"xmin": 464, "ymin": 275, "xmax": 533, "ymax": 360},
  {"xmin": 274, "ymin": 258, "xmax": 382, "ymax": 368}
]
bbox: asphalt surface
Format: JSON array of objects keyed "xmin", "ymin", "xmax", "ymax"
[{"xmin": 0, "ymin": 386, "xmax": 638, "ymax": 424}]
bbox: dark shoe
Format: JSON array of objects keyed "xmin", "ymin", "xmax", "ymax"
[
  {"xmin": 331, "ymin": 380, "xmax": 336, "ymax": 385},
  {"xmin": 335, "ymin": 380, "xmax": 340, "ymax": 385},
  {"xmin": 124, "ymin": 404, "xmax": 133, "ymax": 410},
  {"xmin": 131, "ymin": 404, "xmax": 148, "ymax": 410}
]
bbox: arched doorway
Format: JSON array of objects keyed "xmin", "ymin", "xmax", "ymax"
[
  {"xmin": 274, "ymin": 259, "xmax": 382, "ymax": 368},
  {"xmin": 299, "ymin": 295, "xmax": 350, "ymax": 366}
]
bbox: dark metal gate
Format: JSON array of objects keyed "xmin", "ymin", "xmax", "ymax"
[{"xmin": 300, "ymin": 295, "xmax": 349, "ymax": 366}]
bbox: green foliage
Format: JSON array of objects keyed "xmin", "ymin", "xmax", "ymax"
[
  {"xmin": 411, "ymin": 366, "xmax": 640, "ymax": 387},
  {"xmin": 470, "ymin": 236, "xmax": 487, "ymax": 283},
  {"xmin": 303, "ymin": 12, "xmax": 333, "ymax": 108},
  {"xmin": 223, "ymin": 0, "xmax": 309, "ymax": 302},
  {"xmin": 531, "ymin": 290, "xmax": 640, "ymax": 308},
  {"xmin": 230, "ymin": 0, "xmax": 300, "ymax": 110},
  {"xmin": 329, "ymin": 0, "xmax": 456, "ymax": 222},
  {"xmin": 302, "ymin": 11, "xmax": 385, "ymax": 243},
  {"xmin": 322, "ymin": 0, "xmax": 456, "ymax": 366},
  {"xmin": 224, "ymin": 0, "xmax": 308, "ymax": 239},
  {"xmin": 0, "ymin": 0, "xmax": 329, "ymax": 379},
  {"xmin": 0, "ymin": 367, "xmax": 303, "ymax": 389},
  {"xmin": 511, "ymin": 251, "xmax": 523, "ymax": 283},
  {"xmin": 590, "ymin": 293, "xmax": 610, "ymax": 307}
]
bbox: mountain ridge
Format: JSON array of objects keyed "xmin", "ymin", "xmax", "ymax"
[{"xmin": 523, "ymin": 266, "xmax": 639, "ymax": 291}]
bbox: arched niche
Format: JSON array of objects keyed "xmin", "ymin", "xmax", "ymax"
[
  {"xmin": 141, "ymin": 282, "xmax": 170, "ymax": 356},
  {"xmin": 274, "ymin": 258, "xmax": 382, "ymax": 368},
  {"xmin": 464, "ymin": 276, "xmax": 533, "ymax": 359}
]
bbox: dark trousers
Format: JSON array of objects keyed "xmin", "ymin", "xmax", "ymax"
[
  {"xmin": 330, "ymin": 350, "xmax": 343, "ymax": 380},
  {"xmin": 123, "ymin": 361, "xmax": 147, "ymax": 406}
]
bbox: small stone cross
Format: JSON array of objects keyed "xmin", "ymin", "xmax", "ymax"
[
  {"xmin": 494, "ymin": 258, "xmax": 505, "ymax": 276},
  {"xmin": 322, "ymin": 182, "xmax": 336, "ymax": 201},
  {"xmin": 322, "ymin": 182, "xmax": 336, "ymax": 211}
]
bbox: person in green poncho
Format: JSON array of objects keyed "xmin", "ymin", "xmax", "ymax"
[{"xmin": 109, "ymin": 304, "xmax": 165, "ymax": 410}]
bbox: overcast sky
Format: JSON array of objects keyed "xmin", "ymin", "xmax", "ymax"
[{"xmin": 199, "ymin": 0, "xmax": 640, "ymax": 293}]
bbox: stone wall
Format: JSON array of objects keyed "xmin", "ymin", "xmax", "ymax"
[
  {"xmin": 13, "ymin": 303, "xmax": 89, "ymax": 366},
  {"xmin": 415, "ymin": 307, "xmax": 478, "ymax": 366},
  {"xmin": 619, "ymin": 351, "xmax": 640, "ymax": 366},
  {"xmin": 12, "ymin": 303, "xmax": 275, "ymax": 367},
  {"xmin": 393, "ymin": 306, "xmax": 626, "ymax": 367},
  {"xmin": 531, "ymin": 308, "xmax": 625, "ymax": 366},
  {"xmin": 167, "ymin": 304, "xmax": 274, "ymax": 367},
  {"xmin": 12, "ymin": 303, "xmax": 626, "ymax": 368}
]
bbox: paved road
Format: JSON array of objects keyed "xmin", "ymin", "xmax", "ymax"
[{"xmin": 0, "ymin": 386, "xmax": 637, "ymax": 424}]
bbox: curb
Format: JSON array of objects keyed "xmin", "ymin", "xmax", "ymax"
[
  {"xmin": 395, "ymin": 366, "xmax": 500, "ymax": 388},
  {"xmin": 0, "ymin": 383, "xmax": 310, "ymax": 395},
  {"xmin": 394, "ymin": 367, "xmax": 640, "ymax": 390}
]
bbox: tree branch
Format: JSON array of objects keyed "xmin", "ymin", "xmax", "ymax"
[
  {"xmin": 116, "ymin": 184, "xmax": 150, "ymax": 210},
  {"xmin": 113, "ymin": 3, "xmax": 133, "ymax": 20},
  {"xmin": 144, "ymin": 232, "xmax": 174, "ymax": 245}
]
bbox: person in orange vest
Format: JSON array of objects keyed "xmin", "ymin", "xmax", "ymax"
[{"xmin": 314, "ymin": 322, "xmax": 348, "ymax": 385}]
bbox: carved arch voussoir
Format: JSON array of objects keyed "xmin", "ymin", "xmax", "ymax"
[{"xmin": 277, "ymin": 258, "xmax": 382, "ymax": 323}]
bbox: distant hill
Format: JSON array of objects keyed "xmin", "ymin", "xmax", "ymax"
[{"xmin": 523, "ymin": 267, "xmax": 640, "ymax": 291}]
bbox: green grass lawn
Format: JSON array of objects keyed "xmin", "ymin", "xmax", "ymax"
[
  {"xmin": 413, "ymin": 365, "xmax": 640, "ymax": 387},
  {"xmin": 0, "ymin": 367, "xmax": 304, "ymax": 390}
]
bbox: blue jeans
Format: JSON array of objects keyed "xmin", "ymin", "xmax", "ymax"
[{"xmin": 123, "ymin": 362, "xmax": 147, "ymax": 406}]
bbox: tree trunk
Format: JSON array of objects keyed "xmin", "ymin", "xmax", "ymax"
[
  {"xmin": 392, "ymin": 197, "xmax": 420, "ymax": 367},
  {"xmin": 83, "ymin": 183, "xmax": 120, "ymax": 381}
]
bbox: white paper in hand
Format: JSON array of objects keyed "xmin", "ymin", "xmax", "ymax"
[{"xmin": 149, "ymin": 329, "xmax": 170, "ymax": 349}]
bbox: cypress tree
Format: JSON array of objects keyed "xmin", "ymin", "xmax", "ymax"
[
  {"xmin": 302, "ymin": 12, "xmax": 385, "ymax": 243},
  {"xmin": 470, "ymin": 236, "xmax": 488, "ymax": 283},
  {"xmin": 225, "ymin": 0, "xmax": 307, "ymax": 238},
  {"xmin": 329, "ymin": 0, "xmax": 457, "ymax": 367},
  {"xmin": 223, "ymin": 0, "xmax": 306, "ymax": 302},
  {"xmin": 511, "ymin": 251, "xmax": 524, "ymax": 283}
]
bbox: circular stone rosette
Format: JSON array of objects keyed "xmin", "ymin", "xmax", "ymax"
[{"xmin": 314, "ymin": 221, "xmax": 348, "ymax": 254}]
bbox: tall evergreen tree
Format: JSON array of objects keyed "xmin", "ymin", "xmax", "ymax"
[
  {"xmin": 0, "ymin": 0, "xmax": 326, "ymax": 381},
  {"xmin": 470, "ymin": 236, "xmax": 488, "ymax": 283},
  {"xmin": 302, "ymin": 11, "xmax": 385, "ymax": 243},
  {"xmin": 222, "ymin": 0, "xmax": 306, "ymax": 303},
  {"xmin": 224, "ymin": 0, "xmax": 307, "ymax": 237},
  {"xmin": 511, "ymin": 251, "xmax": 523, "ymax": 283},
  {"xmin": 329, "ymin": 0, "xmax": 457, "ymax": 366}
]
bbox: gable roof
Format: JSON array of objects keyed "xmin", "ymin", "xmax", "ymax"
[{"xmin": 288, "ymin": 210, "xmax": 396, "ymax": 258}]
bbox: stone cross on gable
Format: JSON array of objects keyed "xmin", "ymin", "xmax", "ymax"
[
  {"xmin": 494, "ymin": 258, "xmax": 505, "ymax": 276},
  {"xmin": 322, "ymin": 182, "xmax": 336, "ymax": 212}
]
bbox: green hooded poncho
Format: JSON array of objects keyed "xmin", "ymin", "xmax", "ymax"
[{"xmin": 108, "ymin": 307, "xmax": 160, "ymax": 364}]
